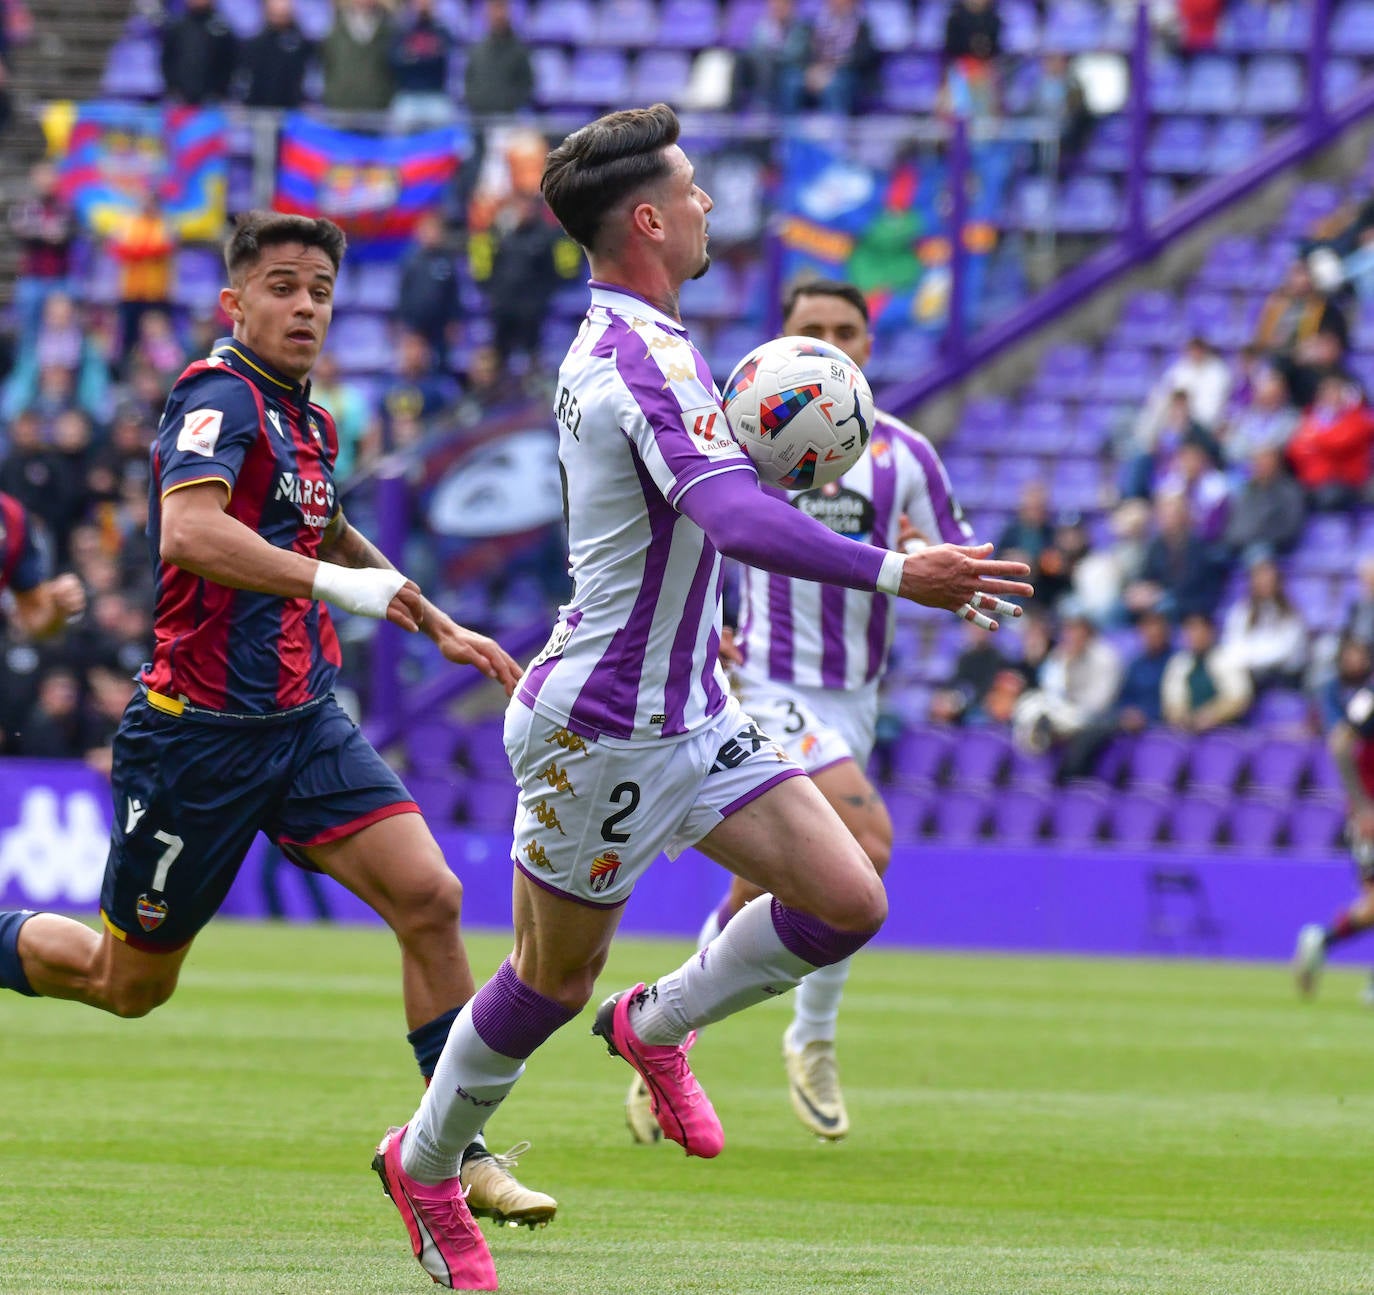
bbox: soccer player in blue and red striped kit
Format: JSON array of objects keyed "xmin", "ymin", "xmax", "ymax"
[
  {"xmin": 0, "ymin": 211, "xmax": 554, "ymax": 1225},
  {"xmin": 0, "ymin": 490, "xmax": 86, "ymax": 639}
]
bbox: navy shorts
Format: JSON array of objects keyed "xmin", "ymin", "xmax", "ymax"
[{"xmin": 100, "ymin": 694, "xmax": 417, "ymax": 952}]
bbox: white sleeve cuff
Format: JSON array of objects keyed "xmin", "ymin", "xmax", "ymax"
[{"xmin": 876, "ymin": 550, "xmax": 906, "ymax": 596}]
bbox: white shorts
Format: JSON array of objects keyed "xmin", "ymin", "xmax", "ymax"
[
  {"xmin": 731, "ymin": 672, "xmax": 879, "ymax": 773},
  {"xmin": 503, "ymin": 694, "xmax": 804, "ymax": 909}
]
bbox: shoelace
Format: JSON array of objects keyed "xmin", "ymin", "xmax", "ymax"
[
  {"xmin": 641, "ymin": 1031, "xmax": 703, "ymax": 1109},
  {"xmin": 803, "ymin": 1048, "xmax": 841, "ymax": 1104},
  {"xmin": 487, "ymin": 1140, "xmax": 532, "ymax": 1171}
]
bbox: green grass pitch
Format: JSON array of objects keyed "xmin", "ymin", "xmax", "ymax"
[{"xmin": 2, "ymin": 923, "xmax": 1373, "ymax": 1294}]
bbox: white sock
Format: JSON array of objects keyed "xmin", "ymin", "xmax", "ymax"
[
  {"xmin": 402, "ymin": 1006, "xmax": 526, "ymax": 1184},
  {"xmin": 697, "ymin": 905, "xmax": 724, "ymax": 949},
  {"xmin": 631, "ymin": 896, "xmax": 815, "ymax": 1045},
  {"xmin": 787, "ymin": 957, "xmax": 850, "ymax": 1048}
]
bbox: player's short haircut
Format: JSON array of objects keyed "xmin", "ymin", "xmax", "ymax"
[
  {"xmin": 541, "ymin": 103, "xmax": 680, "ymax": 253},
  {"xmin": 224, "ymin": 211, "xmax": 347, "ymax": 282},
  {"xmin": 782, "ymin": 278, "xmax": 870, "ymax": 327}
]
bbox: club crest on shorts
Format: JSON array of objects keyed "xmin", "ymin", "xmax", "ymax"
[
  {"xmin": 589, "ymin": 850, "xmax": 622, "ymax": 893},
  {"xmin": 135, "ymin": 894, "xmax": 169, "ymax": 932}
]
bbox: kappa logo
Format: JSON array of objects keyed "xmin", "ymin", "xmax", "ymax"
[
  {"xmin": 536, "ymin": 761, "xmax": 578, "ymax": 796},
  {"xmin": 589, "ymin": 850, "xmax": 622, "ymax": 893},
  {"xmin": 523, "ymin": 840, "xmax": 552, "ymax": 870},
  {"xmin": 135, "ymin": 893, "xmax": 169, "ymax": 932},
  {"xmin": 531, "ymin": 799, "xmax": 567, "ymax": 836},
  {"xmin": 125, "ymin": 797, "xmax": 147, "ymax": 834},
  {"xmin": 176, "ymin": 409, "xmax": 223, "ymax": 458},
  {"xmin": 659, "ymin": 360, "xmax": 697, "ymax": 386},
  {"xmin": 545, "ymin": 728, "xmax": 589, "ymax": 755}
]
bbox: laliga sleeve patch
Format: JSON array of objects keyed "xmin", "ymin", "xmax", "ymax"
[
  {"xmin": 681, "ymin": 404, "xmax": 742, "ymax": 459},
  {"xmin": 176, "ymin": 409, "xmax": 224, "ymax": 458}
]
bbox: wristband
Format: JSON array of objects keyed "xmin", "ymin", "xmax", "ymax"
[
  {"xmin": 876, "ymin": 550, "xmax": 906, "ymax": 596},
  {"xmin": 312, "ymin": 563, "xmax": 408, "ymax": 618}
]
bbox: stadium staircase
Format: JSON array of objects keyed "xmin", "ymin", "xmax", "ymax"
[{"xmin": 0, "ymin": 0, "xmax": 125, "ymax": 301}]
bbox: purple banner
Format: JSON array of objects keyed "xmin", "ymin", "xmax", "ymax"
[{"xmin": 2, "ymin": 758, "xmax": 1361, "ymax": 964}]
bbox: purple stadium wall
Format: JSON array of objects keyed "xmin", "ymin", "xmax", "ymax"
[{"xmin": 0, "ymin": 758, "xmax": 1363, "ymax": 964}]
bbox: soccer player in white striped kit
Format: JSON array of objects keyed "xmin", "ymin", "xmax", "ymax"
[
  {"xmin": 624, "ymin": 279, "xmax": 975, "ymax": 1144},
  {"xmin": 372, "ymin": 105, "xmax": 1031, "ymax": 1291}
]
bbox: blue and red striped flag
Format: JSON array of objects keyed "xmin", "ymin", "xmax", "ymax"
[{"xmin": 275, "ymin": 115, "xmax": 467, "ymax": 249}]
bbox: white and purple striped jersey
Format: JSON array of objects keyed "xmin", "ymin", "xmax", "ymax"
[
  {"xmin": 516, "ymin": 283, "xmax": 756, "ymax": 744},
  {"xmin": 737, "ymin": 412, "xmax": 972, "ymax": 691}
]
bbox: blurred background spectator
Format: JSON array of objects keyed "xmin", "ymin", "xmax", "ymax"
[
  {"xmin": 160, "ymin": 0, "xmax": 236, "ymax": 105},
  {"xmin": 390, "ymin": 0, "xmax": 455, "ymax": 131},
  {"xmin": 1224, "ymin": 444, "xmax": 1307, "ymax": 562},
  {"xmin": 236, "ymin": 0, "xmax": 313, "ymax": 111},
  {"xmin": 779, "ymin": 0, "xmax": 875, "ymax": 115},
  {"xmin": 1220, "ymin": 557, "xmax": 1309, "ymax": 691},
  {"xmin": 464, "ymin": 0, "xmax": 534, "ymax": 117},
  {"xmin": 1162, "ymin": 612, "xmax": 1254, "ymax": 733},
  {"xmin": 398, "ymin": 211, "xmax": 461, "ymax": 360},
  {"xmin": 322, "ymin": 0, "xmax": 395, "ymax": 112}
]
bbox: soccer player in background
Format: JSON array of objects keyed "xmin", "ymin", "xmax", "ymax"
[
  {"xmin": 0, "ymin": 491, "xmax": 86, "ymax": 638},
  {"xmin": 623, "ymin": 279, "xmax": 974, "ymax": 1145},
  {"xmin": 0, "ymin": 211, "xmax": 555, "ymax": 1228},
  {"xmin": 372, "ymin": 105, "xmax": 1032, "ymax": 1291},
  {"xmin": 1294, "ymin": 680, "xmax": 1374, "ymax": 1001}
]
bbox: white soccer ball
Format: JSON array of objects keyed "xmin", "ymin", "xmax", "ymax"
[{"xmin": 721, "ymin": 336, "xmax": 876, "ymax": 490}]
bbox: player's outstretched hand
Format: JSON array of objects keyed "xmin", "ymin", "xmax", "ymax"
[
  {"xmin": 718, "ymin": 625, "xmax": 744, "ymax": 667},
  {"xmin": 898, "ymin": 542, "xmax": 1033, "ymax": 632},
  {"xmin": 48, "ymin": 573, "xmax": 87, "ymax": 621},
  {"xmin": 386, "ymin": 580, "xmax": 426, "ymax": 633},
  {"xmin": 422, "ymin": 605, "xmax": 524, "ymax": 695}
]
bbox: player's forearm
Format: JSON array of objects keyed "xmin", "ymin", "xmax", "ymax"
[
  {"xmin": 318, "ymin": 513, "xmax": 397, "ymax": 573},
  {"xmin": 161, "ymin": 500, "xmax": 320, "ymax": 598},
  {"xmin": 1332, "ymin": 725, "xmax": 1373, "ymax": 811},
  {"xmin": 10, "ymin": 587, "xmax": 61, "ymax": 638}
]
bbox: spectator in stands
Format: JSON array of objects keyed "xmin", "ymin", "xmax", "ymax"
[
  {"xmin": 996, "ymin": 479, "xmax": 1055, "ymax": 571},
  {"xmin": 1223, "ymin": 444, "xmax": 1306, "ymax": 562},
  {"xmin": 1222, "ymin": 363, "xmax": 1298, "ymax": 466},
  {"xmin": 1031, "ymin": 515, "xmax": 1091, "ymax": 612},
  {"xmin": 0, "ymin": 409, "xmax": 63, "ymax": 545},
  {"xmin": 322, "ymin": 0, "xmax": 396, "ymax": 112},
  {"xmin": 390, "ymin": 0, "xmax": 455, "ymax": 130},
  {"xmin": 1162, "ymin": 611, "xmax": 1254, "ymax": 733},
  {"xmin": 160, "ymin": 0, "xmax": 236, "ymax": 105},
  {"xmin": 1012, "ymin": 608, "xmax": 1123, "ymax": 759},
  {"xmin": 81, "ymin": 663, "xmax": 137, "ymax": 777},
  {"xmin": 1316, "ymin": 633, "xmax": 1373, "ymax": 730},
  {"xmin": 1286, "ymin": 372, "xmax": 1374, "ymax": 511},
  {"xmin": 32, "ymin": 291, "xmax": 81, "ymax": 374},
  {"xmin": 1071, "ymin": 498, "xmax": 1151, "ymax": 626},
  {"xmin": 87, "ymin": 401, "xmax": 155, "ymax": 507},
  {"xmin": 311, "ymin": 352, "xmax": 371, "ymax": 481},
  {"xmin": 779, "ymin": 0, "xmax": 876, "ymax": 115},
  {"xmin": 1221, "ymin": 556, "xmax": 1308, "ymax": 691},
  {"xmin": 1256, "ymin": 256, "xmax": 1349, "ymax": 408},
  {"xmin": 236, "ymin": 0, "xmax": 313, "ymax": 110},
  {"xmin": 398, "ymin": 212, "xmax": 460, "ymax": 360},
  {"xmin": 130, "ymin": 310, "xmax": 186, "ymax": 391},
  {"xmin": 1135, "ymin": 335, "xmax": 1231, "ymax": 441},
  {"xmin": 1344, "ymin": 556, "xmax": 1374, "ymax": 650},
  {"xmin": 1114, "ymin": 609, "xmax": 1173, "ymax": 734},
  {"xmin": 107, "ymin": 192, "xmax": 176, "ymax": 367},
  {"xmin": 1124, "ymin": 491, "xmax": 1230, "ymax": 623},
  {"xmin": 1177, "ymin": 0, "xmax": 1222, "ymax": 51},
  {"xmin": 464, "ymin": 0, "xmax": 534, "ymax": 116},
  {"xmin": 942, "ymin": 0, "xmax": 1001, "ymax": 119},
  {"xmin": 8, "ymin": 161, "xmax": 74, "ymax": 340},
  {"xmin": 15, "ymin": 668, "xmax": 85, "ymax": 759},
  {"xmin": 1156, "ymin": 428, "xmax": 1230, "ymax": 542},
  {"xmin": 929, "ymin": 618, "xmax": 1013, "ymax": 726},
  {"xmin": 737, "ymin": 0, "xmax": 809, "ymax": 112},
  {"xmin": 1032, "ymin": 55, "xmax": 1093, "ymax": 176},
  {"xmin": 456, "ymin": 343, "xmax": 511, "ymax": 425},
  {"xmin": 380, "ymin": 330, "xmax": 459, "ymax": 452},
  {"xmin": 1122, "ymin": 389, "xmax": 1220, "ymax": 501},
  {"xmin": 486, "ymin": 191, "xmax": 560, "ymax": 371}
]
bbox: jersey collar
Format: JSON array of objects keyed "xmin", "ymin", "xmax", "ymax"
[
  {"xmin": 210, "ymin": 337, "xmax": 313, "ymax": 405},
  {"xmin": 588, "ymin": 280, "xmax": 689, "ymax": 335}
]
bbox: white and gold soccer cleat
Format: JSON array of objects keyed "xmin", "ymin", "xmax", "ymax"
[
  {"xmin": 783, "ymin": 1038, "xmax": 849, "ymax": 1141},
  {"xmin": 460, "ymin": 1141, "xmax": 557, "ymax": 1228},
  {"xmin": 1293, "ymin": 923, "xmax": 1327, "ymax": 998},
  {"xmin": 625, "ymin": 1074, "xmax": 662, "ymax": 1144}
]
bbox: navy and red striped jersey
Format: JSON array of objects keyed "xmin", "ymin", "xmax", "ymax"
[
  {"xmin": 141, "ymin": 339, "xmax": 344, "ymax": 720},
  {"xmin": 0, "ymin": 492, "xmax": 48, "ymax": 596}
]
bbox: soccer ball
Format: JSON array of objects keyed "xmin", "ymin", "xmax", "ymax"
[{"xmin": 722, "ymin": 336, "xmax": 875, "ymax": 490}]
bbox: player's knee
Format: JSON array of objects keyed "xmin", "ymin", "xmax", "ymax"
[
  {"xmin": 105, "ymin": 976, "xmax": 176, "ymax": 1019},
  {"xmin": 727, "ymin": 876, "xmax": 765, "ymax": 912},
  {"xmin": 393, "ymin": 863, "xmax": 464, "ymax": 940},
  {"xmin": 829, "ymin": 870, "xmax": 888, "ymax": 934}
]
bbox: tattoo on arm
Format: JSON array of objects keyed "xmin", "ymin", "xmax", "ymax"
[{"xmin": 319, "ymin": 511, "xmax": 396, "ymax": 572}]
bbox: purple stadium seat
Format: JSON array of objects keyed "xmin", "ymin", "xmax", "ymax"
[
  {"xmin": 1183, "ymin": 291, "xmax": 1247, "ymax": 350},
  {"xmin": 630, "ymin": 49, "xmax": 692, "ymax": 103},
  {"xmin": 926, "ymin": 787, "xmax": 992, "ymax": 845},
  {"xmin": 1172, "ymin": 793, "xmax": 1228, "ymax": 848},
  {"xmin": 465, "ymin": 777, "xmax": 520, "ymax": 832},
  {"xmin": 1007, "ymin": 745, "xmax": 1056, "ymax": 789},
  {"xmin": 1325, "ymin": 58, "xmax": 1363, "ymax": 110},
  {"xmin": 1126, "ymin": 730, "xmax": 1190, "ymax": 792},
  {"xmin": 102, "ymin": 37, "xmax": 164, "ymax": 98},
  {"xmin": 1308, "ymin": 741, "xmax": 1344, "ymax": 796},
  {"xmin": 326, "ymin": 315, "xmax": 394, "ymax": 372},
  {"xmin": 1050, "ymin": 457, "xmax": 1106, "ymax": 511},
  {"xmin": 999, "ymin": 0, "xmax": 1040, "ymax": 53},
  {"xmin": 1280, "ymin": 182, "xmax": 1344, "ymax": 238},
  {"xmin": 1187, "ymin": 730, "xmax": 1251, "ymax": 794},
  {"xmin": 1051, "ymin": 783, "xmax": 1111, "ymax": 846},
  {"xmin": 1226, "ymin": 794, "xmax": 1288, "ymax": 851},
  {"xmin": 884, "ymin": 787, "xmax": 932, "ymax": 843},
  {"xmin": 1147, "ymin": 54, "xmax": 1189, "ymax": 114},
  {"xmin": 892, "ymin": 725, "xmax": 953, "ymax": 787},
  {"xmin": 1008, "ymin": 176, "xmax": 1055, "ymax": 232},
  {"xmin": 462, "ymin": 718, "xmax": 512, "ymax": 781},
  {"xmin": 1185, "ymin": 55, "xmax": 1242, "ymax": 114},
  {"xmin": 1287, "ymin": 799, "xmax": 1347, "ymax": 854},
  {"xmin": 1033, "ymin": 343, "xmax": 1095, "ymax": 397},
  {"xmin": 882, "ymin": 56, "xmax": 943, "ymax": 113},
  {"xmin": 1041, "ymin": 0, "xmax": 1101, "ymax": 53},
  {"xmin": 1332, "ymin": 0, "xmax": 1374, "ymax": 54},
  {"xmin": 1149, "ymin": 118, "xmax": 1210, "ymax": 175},
  {"xmin": 1057, "ymin": 176, "xmax": 1121, "ymax": 235},
  {"xmin": 1249, "ymin": 689, "xmax": 1313, "ymax": 731},
  {"xmin": 531, "ymin": 47, "xmax": 569, "ymax": 107},
  {"xmin": 408, "ymin": 718, "xmax": 462, "ymax": 774},
  {"xmin": 991, "ymin": 788, "xmax": 1051, "ymax": 844},
  {"xmin": 562, "ymin": 49, "xmax": 631, "ymax": 105},
  {"xmin": 1241, "ymin": 55, "xmax": 1305, "ymax": 115},
  {"xmin": 221, "ymin": 0, "xmax": 264, "ymax": 38},
  {"xmin": 1110, "ymin": 791, "xmax": 1172, "ymax": 846},
  {"xmin": 405, "ymin": 773, "xmax": 467, "ymax": 825},
  {"xmin": 527, "ymin": 0, "xmax": 595, "ymax": 42},
  {"xmin": 1198, "ymin": 235, "xmax": 1262, "ymax": 289},
  {"xmin": 1117, "ymin": 290, "xmax": 1184, "ymax": 350},
  {"xmin": 656, "ymin": 0, "xmax": 720, "ymax": 47},
  {"xmin": 1083, "ymin": 114, "xmax": 1130, "ymax": 173},
  {"xmin": 1206, "ymin": 119, "xmax": 1266, "ymax": 175},
  {"xmin": 1247, "ymin": 739, "xmax": 1311, "ymax": 795},
  {"xmin": 865, "ymin": 0, "xmax": 913, "ymax": 51},
  {"xmin": 723, "ymin": 0, "xmax": 765, "ymax": 47},
  {"xmin": 947, "ymin": 728, "xmax": 1012, "ymax": 788},
  {"xmin": 1092, "ymin": 349, "xmax": 1155, "ymax": 403},
  {"xmin": 592, "ymin": 0, "xmax": 660, "ymax": 46},
  {"xmin": 961, "ymin": 395, "xmax": 1013, "ymax": 438}
]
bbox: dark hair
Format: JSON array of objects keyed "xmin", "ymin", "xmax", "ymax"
[
  {"xmin": 540, "ymin": 103, "xmax": 680, "ymax": 252},
  {"xmin": 224, "ymin": 210, "xmax": 347, "ymax": 281},
  {"xmin": 1246, "ymin": 558, "xmax": 1293, "ymax": 629},
  {"xmin": 781, "ymin": 278, "xmax": 870, "ymax": 327}
]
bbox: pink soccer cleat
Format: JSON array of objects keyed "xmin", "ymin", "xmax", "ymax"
[
  {"xmin": 592, "ymin": 984, "xmax": 725, "ymax": 1158},
  {"xmin": 372, "ymin": 1125, "xmax": 498, "ymax": 1291}
]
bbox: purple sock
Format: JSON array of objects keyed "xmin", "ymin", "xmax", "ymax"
[
  {"xmin": 470, "ymin": 957, "xmax": 576, "ymax": 1059},
  {"xmin": 770, "ymin": 898, "xmax": 876, "ymax": 968}
]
